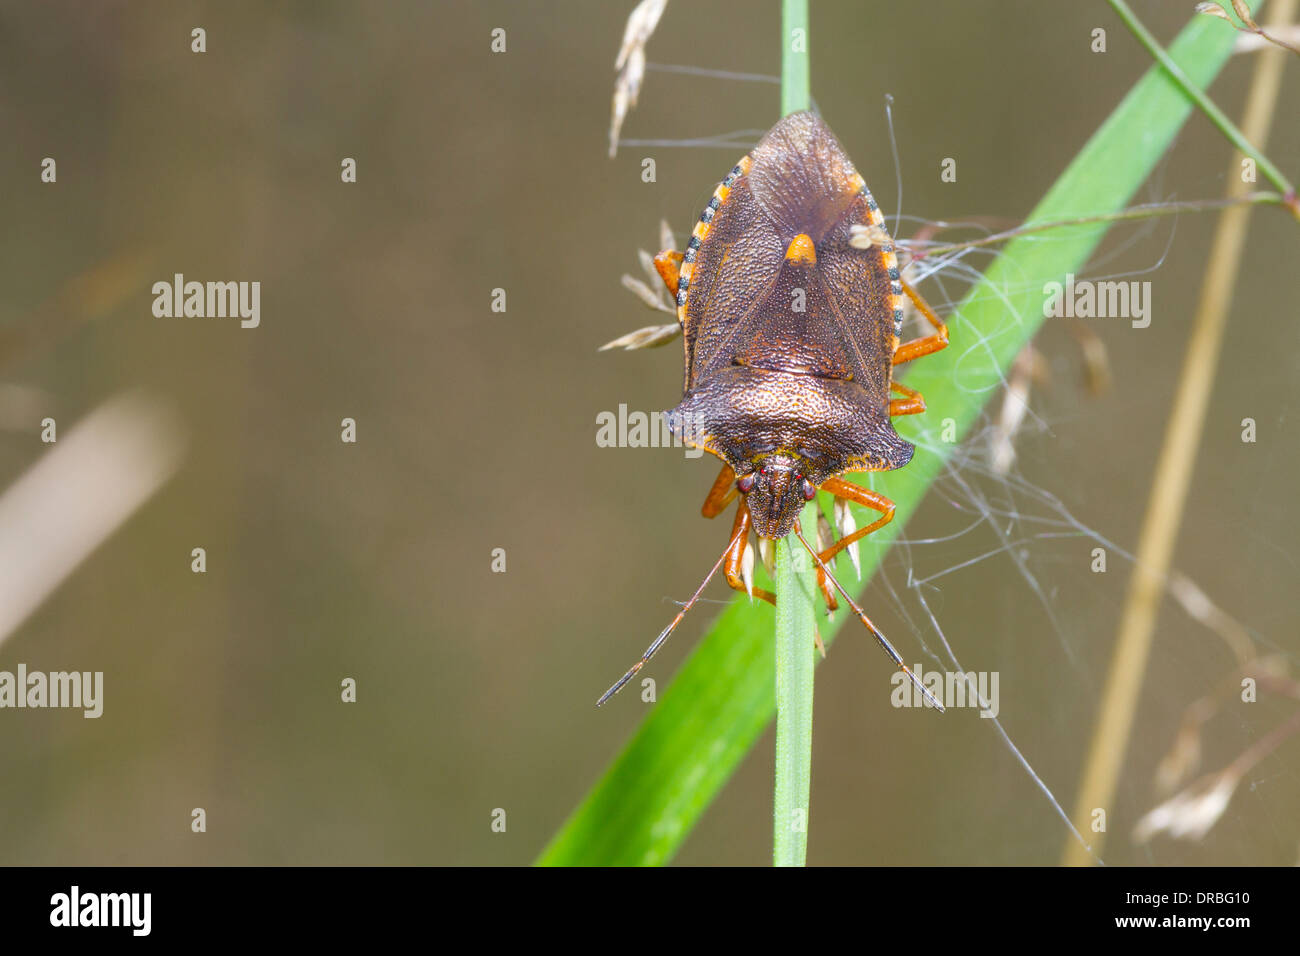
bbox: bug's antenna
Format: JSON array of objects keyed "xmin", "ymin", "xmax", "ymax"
[
  {"xmin": 883, "ymin": 93, "xmax": 903, "ymax": 239},
  {"xmin": 597, "ymin": 525, "xmax": 747, "ymax": 706},
  {"xmin": 793, "ymin": 525, "xmax": 944, "ymax": 713}
]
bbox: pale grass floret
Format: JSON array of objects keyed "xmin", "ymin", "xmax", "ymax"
[
  {"xmin": 741, "ymin": 541, "xmax": 755, "ymax": 601},
  {"xmin": 1132, "ymin": 770, "xmax": 1239, "ymax": 843},
  {"xmin": 832, "ymin": 497, "xmax": 861, "ymax": 577},
  {"xmin": 609, "ymin": 0, "xmax": 669, "ymax": 157}
]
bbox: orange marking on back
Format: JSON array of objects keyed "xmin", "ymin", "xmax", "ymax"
[{"xmin": 785, "ymin": 233, "xmax": 816, "ymax": 266}]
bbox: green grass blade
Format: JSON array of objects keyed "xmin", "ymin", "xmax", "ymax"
[
  {"xmin": 772, "ymin": 503, "xmax": 819, "ymax": 866},
  {"xmin": 1108, "ymin": 0, "xmax": 1293, "ymax": 196},
  {"xmin": 780, "ymin": 0, "xmax": 810, "ymax": 116},
  {"xmin": 538, "ymin": 6, "xmax": 1252, "ymax": 867},
  {"xmin": 772, "ymin": 0, "xmax": 817, "ymax": 869}
]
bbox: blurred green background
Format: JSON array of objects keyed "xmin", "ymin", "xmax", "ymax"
[{"xmin": 0, "ymin": 0, "xmax": 1296, "ymax": 865}]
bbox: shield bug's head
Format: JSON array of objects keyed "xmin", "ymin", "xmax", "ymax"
[{"xmin": 736, "ymin": 454, "xmax": 819, "ymax": 539}]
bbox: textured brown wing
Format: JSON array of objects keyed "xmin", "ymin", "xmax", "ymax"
[{"xmin": 679, "ymin": 172, "xmax": 784, "ymax": 391}]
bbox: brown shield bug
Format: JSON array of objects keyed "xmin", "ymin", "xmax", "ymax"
[{"xmin": 600, "ymin": 111, "xmax": 949, "ymax": 709}]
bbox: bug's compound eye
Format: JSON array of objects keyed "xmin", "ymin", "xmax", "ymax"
[
  {"xmin": 801, "ymin": 479, "xmax": 816, "ymax": 501},
  {"xmin": 736, "ymin": 473, "xmax": 756, "ymax": 494}
]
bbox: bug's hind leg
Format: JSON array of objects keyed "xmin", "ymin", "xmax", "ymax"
[
  {"xmin": 653, "ymin": 250, "xmax": 684, "ymax": 297},
  {"xmin": 892, "ymin": 278, "xmax": 949, "ymax": 366},
  {"xmin": 817, "ymin": 478, "xmax": 896, "ymax": 568},
  {"xmin": 723, "ymin": 499, "xmax": 775, "ymax": 606}
]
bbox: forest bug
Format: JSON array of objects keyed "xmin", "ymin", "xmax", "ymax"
[{"xmin": 600, "ymin": 111, "xmax": 949, "ymax": 709}]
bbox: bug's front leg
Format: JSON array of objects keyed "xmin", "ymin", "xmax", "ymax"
[
  {"xmin": 723, "ymin": 499, "xmax": 775, "ymax": 606},
  {"xmin": 700, "ymin": 462, "xmax": 737, "ymax": 518},
  {"xmin": 818, "ymin": 477, "xmax": 896, "ymax": 567},
  {"xmin": 815, "ymin": 566, "xmax": 840, "ymax": 614}
]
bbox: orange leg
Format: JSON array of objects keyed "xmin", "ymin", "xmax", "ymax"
[
  {"xmin": 892, "ymin": 277, "xmax": 949, "ymax": 366},
  {"xmin": 889, "ymin": 380, "xmax": 927, "ymax": 417},
  {"xmin": 818, "ymin": 477, "xmax": 896, "ymax": 566},
  {"xmin": 723, "ymin": 500, "xmax": 775, "ymax": 606},
  {"xmin": 815, "ymin": 566, "xmax": 840, "ymax": 613},
  {"xmin": 654, "ymin": 250, "xmax": 684, "ymax": 297},
  {"xmin": 805, "ymin": 516, "xmax": 841, "ymax": 612},
  {"xmin": 701, "ymin": 463, "xmax": 737, "ymax": 518},
  {"xmin": 702, "ymin": 464, "xmax": 846, "ymax": 617}
]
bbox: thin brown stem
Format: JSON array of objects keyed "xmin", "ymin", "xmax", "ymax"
[{"xmin": 1062, "ymin": 0, "xmax": 1297, "ymax": 866}]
